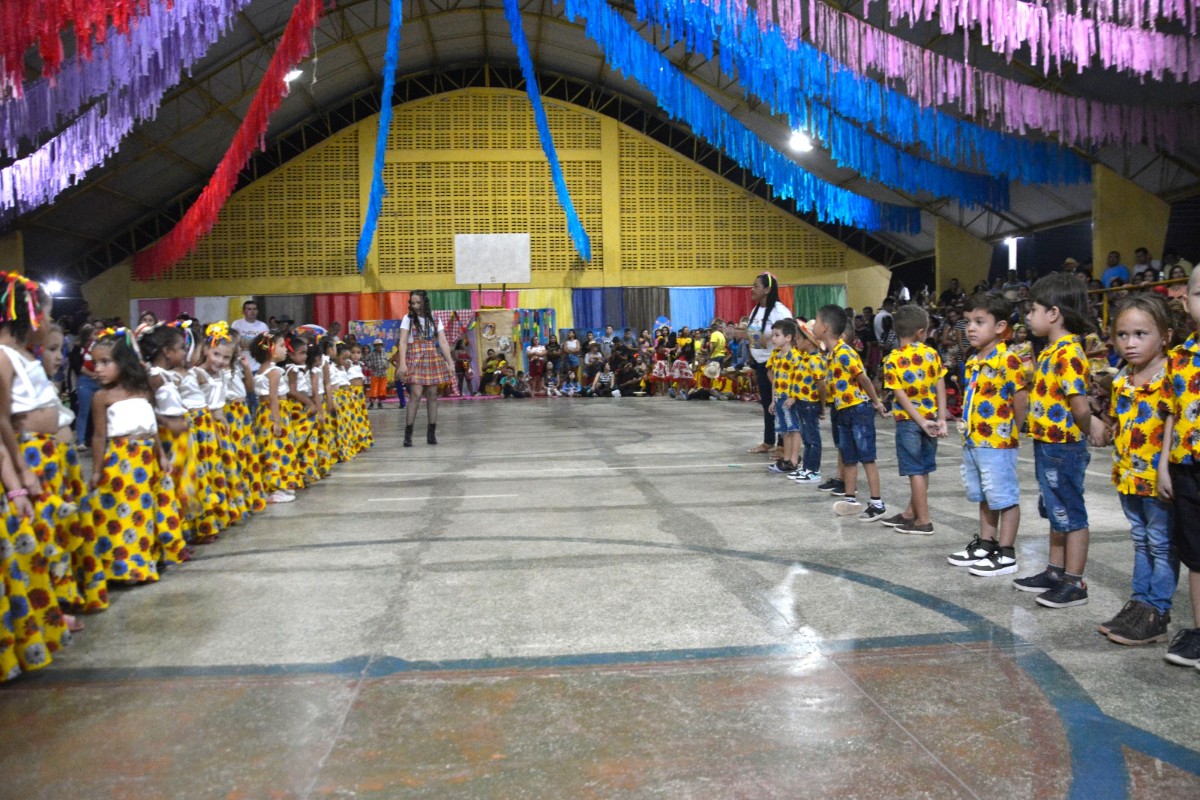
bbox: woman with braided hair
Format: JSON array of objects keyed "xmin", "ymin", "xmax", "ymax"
[
  {"xmin": 722, "ymin": 272, "xmax": 793, "ymax": 455},
  {"xmin": 397, "ymin": 290, "xmax": 456, "ymax": 447}
]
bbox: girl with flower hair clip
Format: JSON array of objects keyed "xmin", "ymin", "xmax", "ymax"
[
  {"xmin": 307, "ymin": 336, "xmax": 334, "ymax": 479},
  {"xmin": 250, "ymin": 331, "xmax": 295, "ymax": 504},
  {"xmin": 283, "ymin": 333, "xmax": 320, "ymax": 490},
  {"xmin": 86, "ymin": 328, "xmax": 180, "ymax": 595},
  {"xmin": 171, "ymin": 320, "xmax": 227, "ymax": 542},
  {"xmin": 327, "ymin": 342, "xmax": 355, "ymax": 462},
  {"xmin": 139, "ymin": 323, "xmax": 197, "ymax": 557},
  {"xmin": 222, "ymin": 331, "xmax": 265, "ymax": 512},
  {"xmin": 0, "ymin": 273, "xmax": 74, "ymax": 655},
  {"xmin": 202, "ymin": 322, "xmax": 249, "ymax": 525}
]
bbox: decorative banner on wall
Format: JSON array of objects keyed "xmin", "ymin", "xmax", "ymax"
[
  {"xmin": 355, "ymin": 0, "xmax": 404, "ymax": 271},
  {"xmin": 349, "ymin": 319, "xmax": 404, "ymax": 357},
  {"xmin": 562, "ymin": 0, "xmax": 918, "ymax": 233},
  {"xmin": 503, "ymin": 0, "xmax": 592, "ymax": 261},
  {"xmin": 133, "ymin": 0, "xmax": 326, "ymax": 279},
  {"xmin": 0, "ymin": 0, "xmax": 252, "ymax": 220}
]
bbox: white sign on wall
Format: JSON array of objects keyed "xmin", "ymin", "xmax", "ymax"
[{"xmin": 454, "ymin": 233, "xmax": 531, "ymax": 285}]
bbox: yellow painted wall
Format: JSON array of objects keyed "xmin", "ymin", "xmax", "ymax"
[
  {"xmin": 934, "ymin": 218, "xmax": 993, "ymax": 294},
  {"xmin": 1092, "ymin": 164, "xmax": 1170, "ymax": 270},
  {"xmin": 82, "ymin": 259, "xmax": 132, "ymax": 322},
  {"xmin": 91, "ymin": 88, "xmax": 884, "ymax": 303},
  {"xmin": 0, "ymin": 231, "xmax": 24, "ymax": 273}
]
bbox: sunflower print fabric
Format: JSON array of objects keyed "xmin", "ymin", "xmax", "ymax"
[
  {"xmin": 1, "ymin": 510, "xmax": 58, "ymax": 678},
  {"xmin": 86, "ymin": 437, "xmax": 168, "ymax": 586},
  {"xmin": 255, "ymin": 402, "xmax": 294, "ymax": 494},
  {"xmin": 962, "ymin": 343, "xmax": 1028, "ymax": 449},
  {"xmin": 1167, "ymin": 334, "xmax": 1200, "ymax": 465},
  {"xmin": 20, "ymin": 433, "xmax": 83, "ymax": 609},
  {"xmin": 1028, "ymin": 334, "xmax": 1090, "ymax": 444},
  {"xmin": 227, "ymin": 400, "xmax": 266, "ymax": 512},
  {"xmin": 883, "ymin": 343, "xmax": 945, "ymax": 422},
  {"xmin": 765, "ymin": 347, "xmax": 804, "ymax": 401},
  {"xmin": 188, "ymin": 408, "xmax": 229, "ymax": 539},
  {"xmin": 826, "ymin": 341, "xmax": 869, "ymax": 411},
  {"xmin": 795, "ymin": 353, "xmax": 826, "ymax": 404},
  {"xmin": 1110, "ymin": 367, "xmax": 1171, "ymax": 496}
]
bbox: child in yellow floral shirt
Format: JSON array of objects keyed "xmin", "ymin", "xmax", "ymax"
[
  {"xmin": 947, "ymin": 293, "xmax": 1029, "ymax": 577},
  {"xmin": 787, "ymin": 320, "xmax": 826, "ymax": 484},
  {"xmin": 1095, "ymin": 294, "xmax": 1177, "ymax": 647},
  {"xmin": 880, "ymin": 305, "xmax": 947, "ymax": 535},
  {"xmin": 1014, "ymin": 273, "xmax": 1094, "ymax": 609},
  {"xmin": 765, "ymin": 319, "xmax": 805, "ymax": 476},
  {"xmin": 812, "ymin": 305, "xmax": 888, "ymax": 522},
  {"xmin": 1159, "ymin": 267, "xmax": 1200, "ymax": 668}
]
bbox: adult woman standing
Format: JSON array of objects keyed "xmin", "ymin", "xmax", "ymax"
[
  {"xmin": 562, "ymin": 330, "xmax": 582, "ymax": 383},
  {"xmin": 723, "ymin": 273, "xmax": 792, "ymax": 454},
  {"xmin": 397, "ymin": 291, "xmax": 456, "ymax": 447}
]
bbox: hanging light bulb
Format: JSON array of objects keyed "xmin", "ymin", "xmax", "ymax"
[
  {"xmin": 788, "ymin": 130, "xmax": 814, "ymax": 153},
  {"xmin": 283, "ymin": 69, "xmax": 303, "ymax": 85}
]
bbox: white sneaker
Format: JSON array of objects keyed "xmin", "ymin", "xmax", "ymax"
[
  {"xmin": 790, "ymin": 470, "xmax": 821, "ymax": 483},
  {"xmin": 833, "ymin": 499, "xmax": 863, "ymax": 516},
  {"xmin": 612, "ymin": 389, "xmax": 621, "ymax": 397},
  {"xmin": 267, "ymin": 491, "xmax": 295, "ymax": 504}
]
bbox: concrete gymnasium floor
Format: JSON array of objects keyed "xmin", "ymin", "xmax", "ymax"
[{"xmin": 1, "ymin": 397, "xmax": 1199, "ymax": 798}]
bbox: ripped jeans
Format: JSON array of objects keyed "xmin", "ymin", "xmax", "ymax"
[{"xmin": 1034, "ymin": 440, "xmax": 1090, "ymax": 533}]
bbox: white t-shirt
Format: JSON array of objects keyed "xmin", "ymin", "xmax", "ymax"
[
  {"xmin": 873, "ymin": 310, "xmax": 892, "ymax": 341},
  {"xmin": 399, "ymin": 315, "xmax": 444, "ymax": 342},
  {"xmin": 745, "ymin": 301, "xmax": 793, "ymax": 364},
  {"xmin": 231, "ymin": 318, "xmax": 269, "ymax": 368}
]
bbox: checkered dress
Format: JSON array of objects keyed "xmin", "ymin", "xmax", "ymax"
[{"xmin": 402, "ymin": 317, "xmax": 453, "ymax": 385}]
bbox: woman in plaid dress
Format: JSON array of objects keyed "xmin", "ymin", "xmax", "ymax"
[{"xmin": 397, "ymin": 291, "xmax": 456, "ymax": 447}]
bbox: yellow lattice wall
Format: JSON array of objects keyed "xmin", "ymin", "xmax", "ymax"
[
  {"xmin": 120, "ymin": 87, "xmax": 876, "ymax": 301},
  {"xmin": 618, "ymin": 132, "xmax": 844, "ymax": 275},
  {"xmin": 163, "ymin": 130, "xmax": 360, "ymax": 284}
]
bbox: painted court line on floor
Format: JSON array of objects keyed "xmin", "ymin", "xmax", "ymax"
[
  {"xmin": 328, "ymin": 462, "xmax": 764, "ymax": 480},
  {"xmin": 366, "ymin": 494, "xmax": 519, "ymax": 502}
]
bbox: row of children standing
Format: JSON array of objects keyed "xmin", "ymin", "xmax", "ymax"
[
  {"xmin": 761, "ymin": 270, "xmax": 1200, "ymax": 671},
  {"xmin": 0, "ymin": 272, "xmax": 374, "ymax": 682}
]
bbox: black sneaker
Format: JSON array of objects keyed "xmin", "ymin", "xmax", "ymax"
[
  {"xmin": 1035, "ymin": 580, "xmax": 1089, "ymax": 608},
  {"xmin": 830, "ymin": 486, "xmax": 847, "ymax": 497},
  {"xmin": 768, "ymin": 459, "xmax": 796, "ymax": 474},
  {"xmin": 1097, "ymin": 600, "xmax": 1141, "ymax": 637},
  {"xmin": 817, "ymin": 478, "xmax": 844, "ymax": 493},
  {"xmin": 947, "ymin": 536, "xmax": 996, "ymax": 567},
  {"xmin": 878, "ymin": 513, "xmax": 912, "ymax": 528},
  {"xmin": 968, "ymin": 548, "xmax": 1017, "ymax": 576},
  {"xmin": 1013, "ymin": 569, "xmax": 1062, "ymax": 593},
  {"xmin": 1107, "ymin": 603, "xmax": 1170, "ymax": 646},
  {"xmin": 1164, "ymin": 628, "xmax": 1200, "ymax": 666},
  {"xmin": 857, "ymin": 504, "xmax": 887, "ymax": 523}
]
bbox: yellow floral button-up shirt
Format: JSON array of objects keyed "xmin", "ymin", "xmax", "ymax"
[
  {"xmin": 826, "ymin": 341, "xmax": 869, "ymax": 410},
  {"xmin": 963, "ymin": 342, "xmax": 1028, "ymax": 449},
  {"xmin": 1028, "ymin": 334, "xmax": 1090, "ymax": 444},
  {"xmin": 766, "ymin": 347, "xmax": 804, "ymax": 401},
  {"xmin": 1167, "ymin": 334, "xmax": 1200, "ymax": 465},
  {"xmin": 883, "ymin": 343, "xmax": 945, "ymax": 422},
  {"xmin": 795, "ymin": 352, "xmax": 826, "ymax": 403},
  {"xmin": 1110, "ymin": 367, "xmax": 1171, "ymax": 496}
]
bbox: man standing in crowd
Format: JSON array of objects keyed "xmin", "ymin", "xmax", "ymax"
[
  {"xmin": 232, "ymin": 300, "xmax": 269, "ymax": 368},
  {"xmin": 1132, "ymin": 247, "xmax": 1159, "ymax": 277},
  {"xmin": 873, "ymin": 297, "xmax": 895, "ymax": 341},
  {"xmin": 1101, "ymin": 251, "xmax": 1129, "ymax": 287}
]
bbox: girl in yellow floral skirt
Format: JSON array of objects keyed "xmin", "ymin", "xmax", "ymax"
[
  {"xmin": 178, "ymin": 330, "xmax": 228, "ymax": 541},
  {"xmin": 329, "ymin": 344, "xmax": 355, "ymax": 462},
  {"xmin": 1, "ymin": 445, "xmax": 57, "ymax": 680},
  {"xmin": 140, "ymin": 324, "xmax": 197, "ymax": 556},
  {"xmin": 252, "ymin": 332, "xmax": 296, "ymax": 504},
  {"xmin": 224, "ymin": 337, "xmax": 265, "ymax": 512},
  {"xmin": 87, "ymin": 330, "xmax": 179, "ymax": 591},
  {"xmin": 284, "ymin": 335, "xmax": 319, "ymax": 490},
  {"xmin": 347, "ymin": 345, "xmax": 372, "ymax": 452},
  {"xmin": 310, "ymin": 340, "xmax": 334, "ymax": 478},
  {"xmin": 201, "ymin": 324, "xmax": 245, "ymax": 525}
]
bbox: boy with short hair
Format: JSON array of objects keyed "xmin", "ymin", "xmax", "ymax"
[
  {"xmin": 1014, "ymin": 273, "xmax": 1094, "ymax": 607},
  {"xmin": 766, "ymin": 318, "xmax": 805, "ymax": 475},
  {"xmin": 811, "ymin": 304, "xmax": 888, "ymax": 521},
  {"xmin": 947, "ymin": 293, "xmax": 1029, "ymax": 574},
  {"xmin": 880, "ymin": 305, "xmax": 948, "ymax": 535},
  {"xmin": 788, "ymin": 320, "xmax": 826, "ymax": 484}
]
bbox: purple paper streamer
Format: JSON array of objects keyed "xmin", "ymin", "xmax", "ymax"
[{"xmin": 0, "ymin": 0, "xmax": 250, "ymax": 218}]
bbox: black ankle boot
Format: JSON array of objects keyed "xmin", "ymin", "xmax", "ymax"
[
  {"xmin": 403, "ymin": 424, "xmax": 413, "ymax": 447},
  {"xmin": 427, "ymin": 424, "xmax": 437, "ymax": 445}
]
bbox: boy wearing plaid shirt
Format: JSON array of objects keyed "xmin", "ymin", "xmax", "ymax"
[
  {"xmin": 880, "ymin": 305, "xmax": 947, "ymax": 535},
  {"xmin": 947, "ymin": 293, "xmax": 1029, "ymax": 575}
]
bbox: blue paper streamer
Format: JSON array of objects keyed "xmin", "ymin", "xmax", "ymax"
[
  {"xmin": 634, "ymin": 0, "xmax": 1088, "ymax": 189},
  {"xmin": 561, "ymin": 0, "xmax": 918, "ymax": 233},
  {"xmin": 505, "ymin": 0, "xmax": 592, "ymax": 261},
  {"xmin": 356, "ymin": 0, "xmax": 404, "ymax": 271}
]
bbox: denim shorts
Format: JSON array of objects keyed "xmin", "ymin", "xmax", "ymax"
[
  {"xmin": 774, "ymin": 401, "xmax": 801, "ymax": 435},
  {"xmin": 1034, "ymin": 439, "xmax": 1090, "ymax": 533},
  {"xmin": 835, "ymin": 403, "xmax": 876, "ymax": 465},
  {"xmin": 895, "ymin": 419, "xmax": 937, "ymax": 477},
  {"xmin": 1169, "ymin": 462, "xmax": 1200, "ymax": 571},
  {"xmin": 960, "ymin": 445, "xmax": 1019, "ymax": 510}
]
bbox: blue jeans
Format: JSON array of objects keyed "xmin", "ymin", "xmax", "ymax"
[
  {"xmin": 1120, "ymin": 494, "xmax": 1179, "ymax": 613},
  {"xmin": 834, "ymin": 403, "xmax": 877, "ymax": 465},
  {"xmin": 1034, "ymin": 440, "xmax": 1090, "ymax": 533},
  {"xmin": 75, "ymin": 373, "xmax": 98, "ymax": 447},
  {"xmin": 895, "ymin": 419, "xmax": 937, "ymax": 476},
  {"xmin": 796, "ymin": 401, "xmax": 822, "ymax": 474},
  {"xmin": 961, "ymin": 445, "xmax": 1019, "ymax": 510}
]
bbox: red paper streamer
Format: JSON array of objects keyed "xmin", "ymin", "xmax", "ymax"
[
  {"xmin": 0, "ymin": 1, "xmax": 153, "ymax": 97},
  {"xmin": 134, "ymin": 0, "xmax": 326, "ymax": 279}
]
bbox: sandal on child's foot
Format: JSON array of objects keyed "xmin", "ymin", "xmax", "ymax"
[
  {"xmin": 747, "ymin": 443, "xmax": 771, "ymax": 454},
  {"xmin": 66, "ymin": 614, "xmax": 84, "ymax": 633}
]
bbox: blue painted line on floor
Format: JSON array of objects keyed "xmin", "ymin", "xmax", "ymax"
[{"xmin": 68, "ymin": 534, "xmax": 1200, "ymax": 791}]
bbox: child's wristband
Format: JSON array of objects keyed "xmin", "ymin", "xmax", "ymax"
[{"xmin": 6, "ymin": 488, "xmax": 29, "ymax": 499}]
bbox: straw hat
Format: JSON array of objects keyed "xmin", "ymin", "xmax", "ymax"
[{"xmin": 797, "ymin": 319, "xmax": 825, "ymax": 352}]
